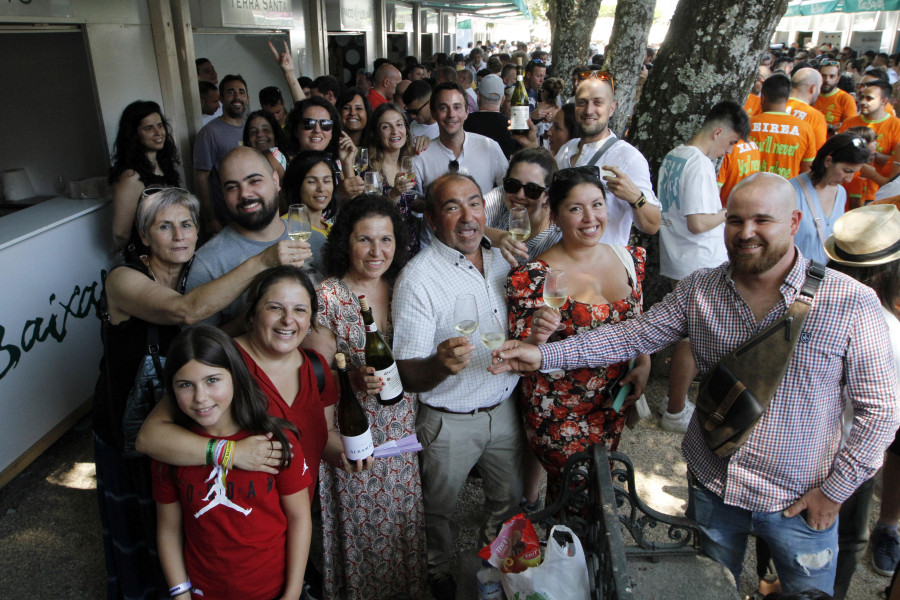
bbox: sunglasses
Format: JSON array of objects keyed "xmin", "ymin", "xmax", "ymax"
[
  {"xmin": 576, "ymin": 69, "xmax": 615, "ymax": 92},
  {"xmin": 503, "ymin": 177, "xmax": 547, "ymax": 200},
  {"xmin": 141, "ymin": 186, "xmax": 190, "ymax": 198},
  {"xmin": 820, "ymin": 59, "xmax": 840, "ymax": 67},
  {"xmin": 301, "ymin": 117, "xmax": 334, "ymax": 131},
  {"xmin": 407, "ymin": 105, "xmax": 424, "ymax": 117}
]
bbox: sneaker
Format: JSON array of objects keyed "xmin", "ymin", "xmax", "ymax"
[
  {"xmin": 661, "ymin": 399, "xmax": 695, "ymax": 433},
  {"xmin": 658, "ymin": 395, "xmax": 690, "ymax": 416},
  {"xmin": 428, "ymin": 572, "xmax": 457, "ymax": 600},
  {"xmin": 871, "ymin": 525, "xmax": 900, "ymax": 576}
]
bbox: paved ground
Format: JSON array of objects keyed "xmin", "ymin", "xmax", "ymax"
[{"xmin": 0, "ymin": 368, "xmax": 891, "ymax": 599}]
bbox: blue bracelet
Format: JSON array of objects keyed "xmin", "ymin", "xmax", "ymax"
[{"xmin": 169, "ymin": 581, "xmax": 192, "ymax": 597}]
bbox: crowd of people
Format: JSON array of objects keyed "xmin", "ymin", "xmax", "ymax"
[{"xmin": 92, "ymin": 35, "xmax": 900, "ymax": 600}]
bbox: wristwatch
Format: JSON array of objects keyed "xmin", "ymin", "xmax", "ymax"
[{"xmin": 630, "ymin": 193, "xmax": 647, "ymax": 209}]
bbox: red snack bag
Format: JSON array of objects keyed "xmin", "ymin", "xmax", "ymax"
[{"xmin": 477, "ymin": 513, "xmax": 542, "ymax": 573}]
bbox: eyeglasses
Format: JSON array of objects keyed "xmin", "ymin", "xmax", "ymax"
[
  {"xmin": 503, "ymin": 177, "xmax": 547, "ymax": 200},
  {"xmin": 301, "ymin": 118, "xmax": 334, "ymax": 131},
  {"xmin": 448, "ymin": 160, "xmax": 460, "ymax": 173},
  {"xmin": 576, "ymin": 69, "xmax": 615, "ymax": 92}
]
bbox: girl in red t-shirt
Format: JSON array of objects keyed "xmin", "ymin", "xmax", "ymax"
[{"xmin": 153, "ymin": 325, "xmax": 313, "ymax": 600}]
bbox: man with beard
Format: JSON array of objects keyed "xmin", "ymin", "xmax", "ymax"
[
  {"xmin": 489, "ymin": 172, "xmax": 898, "ymax": 596},
  {"xmin": 186, "ymin": 146, "xmax": 316, "ymax": 330},
  {"xmin": 840, "ymin": 79, "xmax": 900, "ymax": 203},
  {"xmin": 814, "ymin": 60, "xmax": 857, "ymax": 135},
  {"xmin": 554, "ymin": 72, "xmax": 661, "ymax": 244},
  {"xmin": 194, "ymin": 74, "xmax": 250, "ymax": 234}
]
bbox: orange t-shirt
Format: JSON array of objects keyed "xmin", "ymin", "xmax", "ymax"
[
  {"xmin": 717, "ymin": 140, "xmax": 761, "ymax": 207},
  {"xmin": 744, "ymin": 94, "xmax": 761, "ymax": 117},
  {"xmin": 749, "ymin": 112, "xmax": 817, "ymax": 179},
  {"xmin": 814, "ymin": 88, "xmax": 858, "ymax": 130},
  {"xmin": 787, "ymin": 98, "xmax": 827, "ymax": 151},
  {"xmin": 840, "ymin": 113, "xmax": 900, "ymax": 203}
]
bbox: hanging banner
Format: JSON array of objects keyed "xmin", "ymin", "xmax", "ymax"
[{"xmin": 844, "ymin": 0, "xmax": 900, "ymax": 11}]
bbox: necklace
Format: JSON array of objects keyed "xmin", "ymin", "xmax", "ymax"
[{"xmin": 144, "ymin": 257, "xmax": 173, "ymax": 289}]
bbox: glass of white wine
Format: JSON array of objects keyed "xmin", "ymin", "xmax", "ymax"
[
  {"xmin": 354, "ymin": 147, "xmax": 369, "ymax": 176},
  {"xmin": 508, "ymin": 206, "xmax": 531, "ymax": 242},
  {"xmin": 480, "ymin": 316, "xmax": 506, "ymax": 351},
  {"xmin": 288, "ymin": 204, "xmax": 312, "ymax": 242},
  {"xmin": 453, "ymin": 294, "xmax": 479, "ymax": 337},
  {"xmin": 543, "ymin": 268, "xmax": 568, "ymax": 310}
]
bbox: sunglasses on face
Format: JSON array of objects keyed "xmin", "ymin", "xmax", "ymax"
[
  {"xmin": 576, "ymin": 70, "xmax": 615, "ymax": 92},
  {"xmin": 407, "ymin": 105, "xmax": 423, "ymax": 117},
  {"xmin": 503, "ymin": 177, "xmax": 547, "ymax": 200},
  {"xmin": 301, "ymin": 118, "xmax": 334, "ymax": 132}
]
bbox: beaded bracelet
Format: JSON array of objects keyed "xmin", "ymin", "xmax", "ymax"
[{"xmin": 169, "ymin": 580, "xmax": 192, "ymax": 596}]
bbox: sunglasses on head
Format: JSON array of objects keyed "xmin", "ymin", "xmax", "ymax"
[
  {"xmin": 503, "ymin": 177, "xmax": 547, "ymax": 200},
  {"xmin": 301, "ymin": 117, "xmax": 334, "ymax": 132},
  {"xmin": 820, "ymin": 59, "xmax": 840, "ymax": 67},
  {"xmin": 141, "ymin": 186, "xmax": 190, "ymax": 198},
  {"xmin": 576, "ymin": 69, "xmax": 615, "ymax": 92}
]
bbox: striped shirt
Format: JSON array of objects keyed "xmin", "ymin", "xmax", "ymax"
[
  {"xmin": 392, "ymin": 236, "xmax": 519, "ymax": 411},
  {"xmin": 541, "ymin": 250, "xmax": 898, "ymax": 511},
  {"xmin": 484, "ymin": 186, "xmax": 562, "ymax": 260}
]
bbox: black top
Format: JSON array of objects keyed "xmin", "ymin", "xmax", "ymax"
[
  {"xmin": 463, "ymin": 111, "xmax": 522, "ymax": 159},
  {"xmin": 92, "ymin": 260, "xmax": 183, "ymax": 450}
]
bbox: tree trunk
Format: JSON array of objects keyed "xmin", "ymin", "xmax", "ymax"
[
  {"xmin": 547, "ymin": 0, "xmax": 604, "ymax": 97},
  {"xmin": 603, "ymin": 0, "xmax": 656, "ymax": 137},
  {"xmin": 626, "ymin": 0, "xmax": 789, "ymax": 306}
]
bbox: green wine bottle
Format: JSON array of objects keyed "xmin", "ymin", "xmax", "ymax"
[
  {"xmin": 359, "ymin": 295, "xmax": 404, "ymax": 405},
  {"xmin": 510, "ymin": 56, "xmax": 530, "ymax": 136},
  {"xmin": 336, "ymin": 352, "xmax": 373, "ymax": 461}
]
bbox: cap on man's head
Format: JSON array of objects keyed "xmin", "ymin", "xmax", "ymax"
[{"xmin": 478, "ymin": 74, "xmax": 505, "ymax": 102}]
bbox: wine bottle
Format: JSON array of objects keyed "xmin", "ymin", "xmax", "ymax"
[
  {"xmin": 359, "ymin": 295, "xmax": 404, "ymax": 406},
  {"xmin": 510, "ymin": 57, "xmax": 530, "ymax": 136},
  {"xmin": 336, "ymin": 353, "xmax": 374, "ymax": 461}
]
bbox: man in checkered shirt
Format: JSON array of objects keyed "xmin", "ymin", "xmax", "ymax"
[
  {"xmin": 490, "ymin": 172, "xmax": 899, "ymax": 595},
  {"xmin": 393, "ymin": 172, "xmax": 525, "ymax": 600}
]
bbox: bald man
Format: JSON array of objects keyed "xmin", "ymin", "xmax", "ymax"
[
  {"xmin": 490, "ymin": 172, "xmax": 897, "ymax": 596},
  {"xmin": 787, "ymin": 67, "xmax": 828, "ymax": 150},
  {"xmin": 185, "ymin": 146, "xmax": 318, "ymax": 329},
  {"xmin": 367, "ymin": 63, "xmax": 402, "ymax": 109}
]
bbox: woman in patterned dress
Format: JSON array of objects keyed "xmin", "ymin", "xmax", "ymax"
[
  {"xmin": 303, "ymin": 194, "xmax": 427, "ymax": 600},
  {"xmin": 507, "ymin": 167, "xmax": 652, "ymax": 500}
]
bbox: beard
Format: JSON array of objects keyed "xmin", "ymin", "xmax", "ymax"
[
  {"xmin": 727, "ymin": 236, "xmax": 792, "ymax": 275},
  {"xmin": 580, "ymin": 118, "xmax": 608, "ymax": 139},
  {"xmin": 230, "ymin": 196, "xmax": 278, "ymax": 231},
  {"xmin": 820, "ymin": 82, "xmax": 835, "ymax": 94},
  {"xmin": 224, "ymin": 101, "xmax": 246, "ymax": 120}
]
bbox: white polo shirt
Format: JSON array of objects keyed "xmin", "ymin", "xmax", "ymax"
[{"xmin": 413, "ymin": 131, "xmax": 508, "ymax": 197}]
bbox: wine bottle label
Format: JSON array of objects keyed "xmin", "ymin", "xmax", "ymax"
[
  {"xmin": 374, "ymin": 362, "xmax": 404, "ymax": 401},
  {"xmin": 342, "ymin": 429, "xmax": 374, "ymax": 461},
  {"xmin": 365, "ymin": 323, "xmax": 377, "ymax": 333},
  {"xmin": 510, "ymin": 105, "xmax": 529, "ymax": 130}
]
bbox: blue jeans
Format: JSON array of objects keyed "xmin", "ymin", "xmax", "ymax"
[{"xmin": 687, "ymin": 475, "xmax": 838, "ymax": 595}]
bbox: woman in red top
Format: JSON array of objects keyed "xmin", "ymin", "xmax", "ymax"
[{"xmin": 153, "ymin": 325, "xmax": 312, "ymax": 600}]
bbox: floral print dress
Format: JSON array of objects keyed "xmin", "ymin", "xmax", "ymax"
[
  {"xmin": 507, "ymin": 247, "xmax": 646, "ymax": 499},
  {"xmin": 315, "ymin": 277, "xmax": 427, "ymax": 600}
]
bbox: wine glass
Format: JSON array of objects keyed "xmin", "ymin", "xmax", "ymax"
[
  {"xmin": 453, "ymin": 294, "xmax": 479, "ymax": 337},
  {"xmin": 400, "ymin": 156, "xmax": 415, "ymax": 185},
  {"xmin": 287, "ymin": 204, "xmax": 312, "ymax": 241},
  {"xmin": 480, "ymin": 316, "xmax": 506, "ymax": 351},
  {"xmin": 543, "ymin": 269, "xmax": 568, "ymax": 311},
  {"xmin": 364, "ymin": 171, "xmax": 383, "ymax": 194},
  {"xmin": 508, "ymin": 206, "xmax": 531, "ymax": 242},
  {"xmin": 354, "ymin": 147, "xmax": 369, "ymax": 175}
]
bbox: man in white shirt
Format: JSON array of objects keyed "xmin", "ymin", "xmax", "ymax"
[
  {"xmin": 403, "ymin": 80, "xmax": 439, "ymax": 140},
  {"xmin": 656, "ymin": 101, "xmax": 748, "ymax": 432},
  {"xmin": 555, "ymin": 73, "xmax": 661, "ymax": 244},
  {"xmin": 393, "ymin": 173, "xmax": 523, "ymax": 600},
  {"xmin": 413, "ymin": 82, "xmax": 508, "ymax": 203}
]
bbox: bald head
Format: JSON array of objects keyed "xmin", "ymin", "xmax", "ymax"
[
  {"xmin": 790, "ymin": 67, "xmax": 823, "ymax": 104},
  {"xmin": 373, "ymin": 63, "xmax": 402, "ymax": 98},
  {"xmin": 730, "ymin": 172, "xmax": 795, "ymax": 213},
  {"xmin": 221, "ymin": 146, "xmax": 274, "ymax": 182}
]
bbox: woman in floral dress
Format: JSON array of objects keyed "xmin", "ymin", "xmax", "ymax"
[
  {"xmin": 303, "ymin": 194, "xmax": 427, "ymax": 600},
  {"xmin": 507, "ymin": 167, "xmax": 652, "ymax": 500}
]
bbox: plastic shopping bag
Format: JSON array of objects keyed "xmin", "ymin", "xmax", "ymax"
[{"xmin": 500, "ymin": 525, "xmax": 591, "ymax": 600}]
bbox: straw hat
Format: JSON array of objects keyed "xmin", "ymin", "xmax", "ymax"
[{"xmin": 824, "ymin": 204, "xmax": 900, "ymax": 266}]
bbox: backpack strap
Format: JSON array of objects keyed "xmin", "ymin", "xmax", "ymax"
[{"xmin": 303, "ymin": 349, "xmax": 326, "ymax": 394}]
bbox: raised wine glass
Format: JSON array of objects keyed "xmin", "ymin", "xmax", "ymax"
[
  {"xmin": 287, "ymin": 204, "xmax": 312, "ymax": 242},
  {"xmin": 453, "ymin": 294, "xmax": 479, "ymax": 337},
  {"xmin": 508, "ymin": 206, "xmax": 531, "ymax": 242},
  {"xmin": 354, "ymin": 147, "xmax": 369, "ymax": 176},
  {"xmin": 480, "ymin": 315, "xmax": 506, "ymax": 351},
  {"xmin": 364, "ymin": 171, "xmax": 383, "ymax": 194},
  {"xmin": 543, "ymin": 268, "xmax": 568, "ymax": 311}
]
